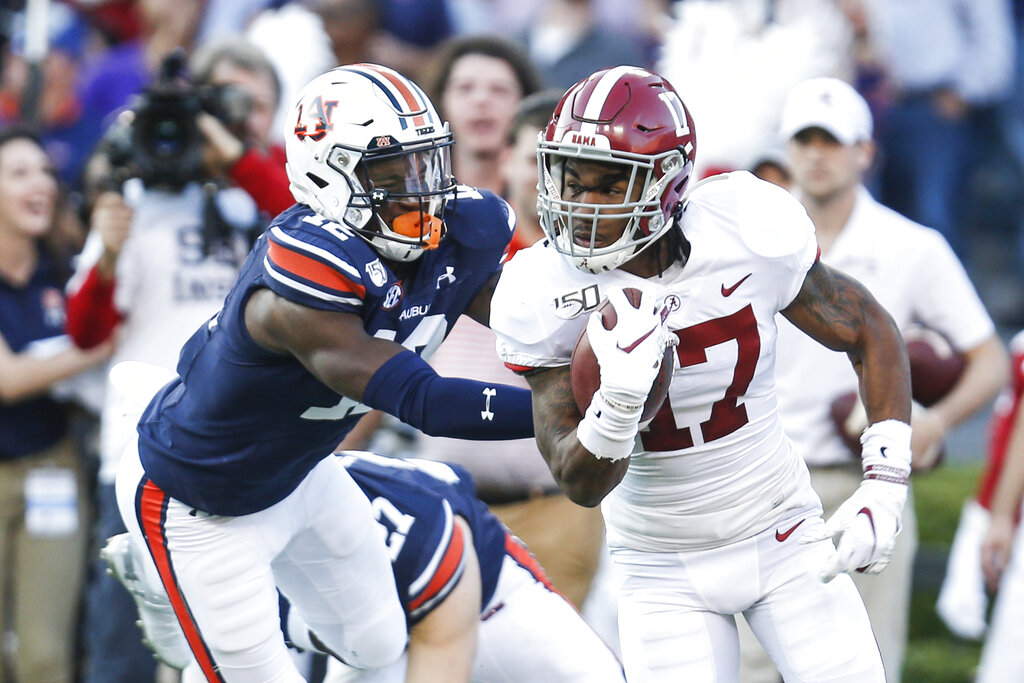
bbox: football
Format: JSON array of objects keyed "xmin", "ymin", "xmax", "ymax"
[
  {"xmin": 570, "ymin": 287, "xmax": 674, "ymax": 421},
  {"xmin": 829, "ymin": 390, "xmax": 866, "ymax": 455},
  {"xmin": 904, "ymin": 325, "xmax": 966, "ymax": 407},
  {"xmin": 829, "ymin": 325, "xmax": 964, "ymax": 455}
]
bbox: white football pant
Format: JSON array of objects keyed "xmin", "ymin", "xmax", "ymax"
[
  {"xmin": 116, "ymin": 440, "xmax": 406, "ymax": 682},
  {"xmin": 325, "ymin": 554, "xmax": 625, "ymax": 682},
  {"xmin": 614, "ymin": 512, "xmax": 885, "ymax": 683}
]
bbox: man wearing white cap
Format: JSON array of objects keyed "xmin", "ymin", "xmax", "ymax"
[{"xmin": 739, "ymin": 77, "xmax": 1008, "ymax": 682}]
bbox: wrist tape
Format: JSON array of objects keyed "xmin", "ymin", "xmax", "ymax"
[
  {"xmin": 860, "ymin": 419, "xmax": 912, "ymax": 485},
  {"xmin": 576, "ymin": 390, "xmax": 642, "ymax": 461}
]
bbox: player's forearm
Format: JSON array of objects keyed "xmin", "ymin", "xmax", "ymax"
[
  {"xmin": 0, "ymin": 346, "xmax": 107, "ymax": 403},
  {"xmin": 988, "ymin": 398, "xmax": 1024, "ymax": 522},
  {"xmin": 363, "ymin": 350, "xmax": 534, "ymax": 440},
  {"xmin": 853, "ymin": 303, "xmax": 912, "ymax": 426},
  {"xmin": 785, "ymin": 263, "xmax": 911, "ymax": 424},
  {"xmin": 528, "ymin": 367, "xmax": 627, "ymax": 506},
  {"xmin": 930, "ymin": 335, "xmax": 1008, "ymax": 431}
]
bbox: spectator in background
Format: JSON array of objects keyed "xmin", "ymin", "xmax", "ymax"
[
  {"xmin": 859, "ymin": 0, "xmax": 1016, "ymax": 257},
  {"xmin": 748, "ymin": 147, "xmax": 793, "ymax": 192},
  {"xmin": 520, "ymin": 0, "xmax": 649, "ymax": 90},
  {"xmin": 739, "ymin": 77, "xmax": 1007, "ymax": 683},
  {"xmin": 0, "ymin": 127, "xmax": 111, "ymax": 682},
  {"xmin": 501, "ymin": 89, "xmax": 564, "ymax": 249},
  {"xmin": 937, "ymin": 330, "xmax": 1024, "ymax": 641},
  {"xmin": 191, "ymin": 37, "xmax": 293, "ymax": 218},
  {"xmin": 246, "ymin": 0, "xmax": 457, "ymax": 133},
  {"xmin": 659, "ymin": 0, "xmax": 855, "ymax": 178},
  {"xmin": 0, "ymin": 3, "xmax": 95, "ymax": 185},
  {"xmin": 424, "ymin": 44, "xmax": 604, "ymax": 607},
  {"xmin": 976, "ymin": 329, "xmax": 1024, "ymax": 681},
  {"xmin": 72, "ymin": 40, "xmax": 278, "ymax": 683},
  {"xmin": 427, "ymin": 35, "xmax": 542, "ymax": 195}
]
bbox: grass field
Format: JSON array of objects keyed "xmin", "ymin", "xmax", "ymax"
[{"xmin": 904, "ymin": 462, "xmax": 987, "ymax": 682}]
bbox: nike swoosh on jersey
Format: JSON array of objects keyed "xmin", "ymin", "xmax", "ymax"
[
  {"xmin": 775, "ymin": 519, "xmax": 805, "ymax": 542},
  {"xmin": 617, "ymin": 326, "xmax": 657, "ymax": 353},
  {"xmin": 721, "ymin": 273, "xmax": 752, "ymax": 297}
]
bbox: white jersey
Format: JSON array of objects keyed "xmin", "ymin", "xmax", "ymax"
[
  {"xmin": 774, "ymin": 186, "xmax": 995, "ymax": 467},
  {"xmin": 492, "ymin": 172, "xmax": 822, "ymax": 552}
]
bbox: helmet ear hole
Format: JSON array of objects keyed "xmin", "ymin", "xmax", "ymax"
[{"xmin": 305, "ymin": 172, "xmax": 329, "ymax": 189}]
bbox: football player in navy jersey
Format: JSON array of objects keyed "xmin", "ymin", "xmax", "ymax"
[
  {"xmin": 108, "ymin": 452, "xmax": 625, "ymax": 683},
  {"xmin": 112, "ymin": 64, "xmax": 535, "ymax": 683}
]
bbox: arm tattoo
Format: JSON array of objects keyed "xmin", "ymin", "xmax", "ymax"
[
  {"xmin": 526, "ymin": 366, "xmax": 581, "ymax": 455},
  {"xmin": 784, "ymin": 262, "xmax": 872, "ymax": 353}
]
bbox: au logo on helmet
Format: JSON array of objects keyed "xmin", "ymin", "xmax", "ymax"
[{"xmin": 294, "ymin": 96, "xmax": 338, "ymax": 142}]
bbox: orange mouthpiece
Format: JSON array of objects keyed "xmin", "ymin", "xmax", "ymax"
[{"xmin": 392, "ymin": 212, "xmax": 443, "ymax": 250}]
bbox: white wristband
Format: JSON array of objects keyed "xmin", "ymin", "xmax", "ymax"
[{"xmin": 576, "ymin": 391, "xmax": 641, "ymax": 461}]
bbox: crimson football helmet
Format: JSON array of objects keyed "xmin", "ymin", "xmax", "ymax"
[
  {"xmin": 285, "ymin": 64, "xmax": 456, "ymax": 262},
  {"xmin": 538, "ymin": 66, "xmax": 697, "ymax": 272}
]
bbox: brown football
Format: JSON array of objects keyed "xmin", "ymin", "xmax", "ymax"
[
  {"xmin": 904, "ymin": 325, "xmax": 966, "ymax": 407},
  {"xmin": 570, "ymin": 287, "xmax": 673, "ymax": 421}
]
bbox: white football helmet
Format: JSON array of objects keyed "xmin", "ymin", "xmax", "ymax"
[
  {"xmin": 285, "ymin": 64, "xmax": 456, "ymax": 262},
  {"xmin": 538, "ymin": 66, "xmax": 697, "ymax": 273}
]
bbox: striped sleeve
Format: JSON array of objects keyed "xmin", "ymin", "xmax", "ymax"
[
  {"xmin": 262, "ymin": 226, "xmax": 365, "ymax": 313},
  {"xmin": 406, "ymin": 499, "xmax": 466, "ymax": 622}
]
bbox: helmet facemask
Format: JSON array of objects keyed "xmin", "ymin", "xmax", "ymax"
[
  {"xmin": 335, "ymin": 135, "xmax": 456, "ymax": 262},
  {"xmin": 538, "ymin": 141, "xmax": 688, "ymax": 273}
]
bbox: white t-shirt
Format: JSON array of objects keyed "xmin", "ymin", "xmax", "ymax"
[
  {"xmin": 774, "ymin": 185, "xmax": 995, "ymax": 467},
  {"xmin": 71, "ymin": 183, "xmax": 256, "ymax": 482},
  {"xmin": 491, "ymin": 172, "xmax": 823, "ymax": 552}
]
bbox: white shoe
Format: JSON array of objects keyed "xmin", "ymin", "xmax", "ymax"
[
  {"xmin": 101, "ymin": 533, "xmax": 194, "ymax": 669},
  {"xmin": 936, "ymin": 500, "xmax": 990, "ymax": 640}
]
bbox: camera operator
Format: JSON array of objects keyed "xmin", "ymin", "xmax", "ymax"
[
  {"xmin": 191, "ymin": 38, "xmax": 294, "ymax": 218},
  {"xmin": 68, "ymin": 44, "xmax": 282, "ymax": 683}
]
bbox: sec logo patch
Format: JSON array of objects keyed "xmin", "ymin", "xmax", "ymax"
[{"xmin": 382, "ymin": 283, "xmax": 403, "ymax": 310}]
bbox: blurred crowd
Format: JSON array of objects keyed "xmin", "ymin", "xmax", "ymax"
[{"xmin": 0, "ymin": 0, "xmax": 1023, "ymax": 681}]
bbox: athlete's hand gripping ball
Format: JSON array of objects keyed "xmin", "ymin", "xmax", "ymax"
[{"xmin": 576, "ymin": 287, "xmax": 675, "ymax": 461}]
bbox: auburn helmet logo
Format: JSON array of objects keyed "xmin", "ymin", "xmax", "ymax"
[{"xmin": 294, "ymin": 96, "xmax": 339, "ymax": 142}]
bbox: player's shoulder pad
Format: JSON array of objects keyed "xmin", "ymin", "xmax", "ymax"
[
  {"xmin": 692, "ymin": 171, "xmax": 815, "ymax": 260},
  {"xmin": 443, "ymin": 186, "xmax": 516, "ymax": 250},
  {"xmin": 263, "ymin": 205, "xmax": 373, "ymax": 307},
  {"xmin": 491, "ymin": 241, "xmax": 589, "ymax": 369}
]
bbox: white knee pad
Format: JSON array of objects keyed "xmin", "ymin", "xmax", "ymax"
[{"xmin": 311, "ymin": 602, "xmax": 407, "ymax": 670}]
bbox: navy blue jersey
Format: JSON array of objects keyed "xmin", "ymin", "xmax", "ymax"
[
  {"xmin": 137, "ymin": 189, "xmax": 515, "ymax": 515},
  {"xmin": 337, "ymin": 453, "xmax": 509, "ymax": 625}
]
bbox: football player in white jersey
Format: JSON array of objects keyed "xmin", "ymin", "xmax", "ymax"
[{"xmin": 490, "ymin": 66, "xmax": 913, "ymax": 682}]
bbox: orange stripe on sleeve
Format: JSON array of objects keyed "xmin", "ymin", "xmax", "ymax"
[
  {"xmin": 267, "ymin": 240, "xmax": 366, "ymax": 297},
  {"xmin": 409, "ymin": 520, "xmax": 466, "ymax": 610},
  {"xmin": 138, "ymin": 482, "xmax": 224, "ymax": 683}
]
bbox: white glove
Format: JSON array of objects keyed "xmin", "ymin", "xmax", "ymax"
[
  {"xmin": 801, "ymin": 420, "xmax": 912, "ymax": 582},
  {"xmin": 576, "ymin": 288, "xmax": 673, "ymax": 461}
]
